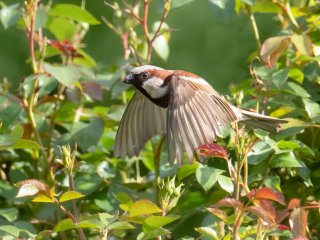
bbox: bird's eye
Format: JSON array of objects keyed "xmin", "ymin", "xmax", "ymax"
[{"xmin": 140, "ymin": 72, "xmax": 150, "ymax": 80}]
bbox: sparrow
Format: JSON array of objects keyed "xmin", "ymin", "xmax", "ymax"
[{"xmin": 114, "ymin": 65, "xmax": 287, "ymax": 164}]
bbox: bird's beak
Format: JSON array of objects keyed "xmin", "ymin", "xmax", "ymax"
[{"xmin": 124, "ymin": 73, "xmax": 134, "ymax": 84}]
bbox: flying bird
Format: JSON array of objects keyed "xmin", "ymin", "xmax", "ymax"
[{"xmin": 114, "ymin": 65, "xmax": 287, "ymax": 164}]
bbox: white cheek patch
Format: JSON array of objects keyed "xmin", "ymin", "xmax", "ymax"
[{"xmin": 142, "ymin": 77, "xmax": 169, "ymax": 99}]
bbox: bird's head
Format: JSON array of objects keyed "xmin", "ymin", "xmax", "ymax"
[{"xmin": 124, "ymin": 65, "xmax": 173, "ymax": 99}]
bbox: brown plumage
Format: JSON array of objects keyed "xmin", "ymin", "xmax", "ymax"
[{"xmin": 114, "ymin": 65, "xmax": 287, "ymax": 164}]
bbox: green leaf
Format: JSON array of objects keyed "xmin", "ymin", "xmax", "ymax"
[
  {"xmin": 59, "ymin": 191, "xmax": 85, "ymax": 203},
  {"xmin": 71, "ymin": 118, "xmax": 104, "ymax": 151},
  {"xmin": 251, "ymin": 0, "xmax": 280, "ymax": 13},
  {"xmin": 54, "ymin": 218, "xmax": 75, "ymax": 232},
  {"xmin": 302, "ymin": 98, "xmax": 320, "ymax": 123},
  {"xmin": 0, "ymin": 125, "xmax": 23, "ymax": 147},
  {"xmin": 271, "ymin": 68, "xmax": 289, "ymax": 88},
  {"xmin": 277, "ymin": 140, "xmax": 300, "ymax": 150},
  {"xmin": 138, "ymin": 228, "xmax": 170, "ymax": 240},
  {"xmin": 76, "ymin": 220, "xmax": 101, "ymax": 229},
  {"xmin": 288, "ymin": 68, "xmax": 304, "ymax": 84},
  {"xmin": 0, "ymin": 225, "xmax": 20, "ymax": 237},
  {"xmin": 144, "ymin": 215, "xmax": 179, "ymax": 229},
  {"xmin": 98, "ymin": 212, "xmax": 117, "ymax": 227},
  {"xmin": 46, "ymin": 17, "xmax": 77, "ymax": 40},
  {"xmin": 291, "ymin": 34, "xmax": 313, "ymax": 56},
  {"xmin": 171, "ymin": 0, "xmax": 195, "ymax": 9},
  {"xmin": 177, "ymin": 162, "xmax": 199, "ymax": 181},
  {"xmin": 0, "ymin": 4, "xmax": 20, "ymax": 29},
  {"xmin": 35, "ymin": 8, "xmax": 47, "ymax": 30},
  {"xmin": 153, "ymin": 34, "xmax": 170, "ymax": 61},
  {"xmin": 129, "ymin": 199, "xmax": 162, "ymax": 217},
  {"xmin": 43, "ymin": 63, "xmax": 80, "ymax": 87},
  {"xmin": 49, "ymin": 4, "xmax": 100, "ymax": 25},
  {"xmin": 218, "ymin": 175, "xmax": 234, "ymax": 193},
  {"xmin": 195, "ymin": 227, "xmax": 219, "ymax": 240},
  {"xmin": 209, "ymin": 0, "xmax": 235, "ymax": 21},
  {"xmin": 0, "ymin": 139, "xmax": 42, "ymax": 151},
  {"xmin": 248, "ymin": 141, "xmax": 273, "ymax": 165},
  {"xmin": 196, "ymin": 166, "xmax": 225, "ymax": 192},
  {"xmin": 270, "ymin": 152, "xmax": 303, "ymax": 168},
  {"xmin": 108, "ymin": 221, "xmax": 135, "ymax": 230},
  {"xmin": 0, "ymin": 208, "xmax": 18, "ymax": 222},
  {"xmin": 286, "ymin": 82, "xmax": 310, "ymax": 98}
]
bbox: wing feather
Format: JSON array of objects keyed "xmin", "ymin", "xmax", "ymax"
[
  {"xmin": 114, "ymin": 91, "xmax": 167, "ymax": 158},
  {"xmin": 167, "ymin": 74, "xmax": 238, "ymax": 164}
]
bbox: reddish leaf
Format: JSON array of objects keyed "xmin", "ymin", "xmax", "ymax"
[
  {"xmin": 213, "ymin": 198, "xmax": 243, "ymax": 209},
  {"xmin": 246, "ymin": 189, "xmax": 257, "ymax": 199},
  {"xmin": 82, "ymin": 82, "xmax": 103, "ymax": 101},
  {"xmin": 293, "ymin": 237, "xmax": 308, "ymax": 240},
  {"xmin": 255, "ymin": 187, "xmax": 285, "ymax": 205},
  {"xmin": 278, "ymin": 224, "xmax": 290, "ymax": 230},
  {"xmin": 17, "ymin": 179, "xmax": 49, "ymax": 192},
  {"xmin": 196, "ymin": 143, "xmax": 227, "ymax": 159},
  {"xmin": 288, "ymin": 198, "xmax": 301, "ymax": 209},
  {"xmin": 275, "ymin": 209, "xmax": 290, "ymax": 224},
  {"xmin": 289, "ymin": 208, "xmax": 307, "ymax": 238},
  {"xmin": 260, "ymin": 36, "xmax": 291, "ymax": 68},
  {"xmin": 50, "ymin": 40, "xmax": 83, "ymax": 59},
  {"xmin": 206, "ymin": 207, "xmax": 227, "ymax": 221},
  {"xmin": 254, "ymin": 199, "xmax": 276, "ymax": 223},
  {"xmin": 246, "ymin": 206, "xmax": 275, "ymax": 224}
]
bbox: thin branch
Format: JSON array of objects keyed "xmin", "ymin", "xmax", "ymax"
[{"xmin": 246, "ymin": 5, "xmax": 261, "ymax": 49}]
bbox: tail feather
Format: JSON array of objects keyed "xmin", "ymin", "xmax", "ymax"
[{"xmin": 239, "ymin": 109, "xmax": 288, "ymax": 133}]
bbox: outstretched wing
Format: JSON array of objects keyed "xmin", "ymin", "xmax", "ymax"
[
  {"xmin": 114, "ymin": 91, "xmax": 167, "ymax": 158},
  {"xmin": 167, "ymin": 74, "xmax": 238, "ymax": 164}
]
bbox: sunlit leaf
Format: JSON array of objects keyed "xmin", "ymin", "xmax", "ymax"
[
  {"xmin": 251, "ymin": 0, "xmax": 280, "ymax": 13},
  {"xmin": 255, "ymin": 187, "xmax": 285, "ymax": 205},
  {"xmin": 99, "ymin": 212, "xmax": 117, "ymax": 227},
  {"xmin": 196, "ymin": 166, "xmax": 225, "ymax": 192},
  {"xmin": 153, "ymin": 35, "xmax": 169, "ymax": 61},
  {"xmin": 129, "ymin": 199, "xmax": 162, "ymax": 217},
  {"xmin": 144, "ymin": 215, "xmax": 179, "ymax": 228},
  {"xmin": 177, "ymin": 161, "xmax": 199, "ymax": 181},
  {"xmin": 217, "ymin": 175, "xmax": 234, "ymax": 193},
  {"xmin": 195, "ymin": 226, "xmax": 219, "ymax": 239},
  {"xmin": 44, "ymin": 63, "xmax": 80, "ymax": 87},
  {"xmin": 286, "ymin": 82, "xmax": 310, "ymax": 98},
  {"xmin": 260, "ymin": 36, "xmax": 291, "ymax": 68},
  {"xmin": 0, "ymin": 139, "xmax": 42, "ymax": 150},
  {"xmin": 288, "ymin": 68, "xmax": 304, "ymax": 84},
  {"xmin": 16, "ymin": 184, "xmax": 39, "ymax": 198},
  {"xmin": 59, "ymin": 191, "xmax": 85, "ymax": 202},
  {"xmin": 108, "ymin": 221, "xmax": 135, "ymax": 230},
  {"xmin": 253, "ymin": 199, "xmax": 276, "ymax": 223},
  {"xmin": 291, "ymin": 34, "xmax": 313, "ymax": 56},
  {"xmin": 32, "ymin": 194, "xmax": 55, "ymax": 203},
  {"xmin": 0, "ymin": 4, "xmax": 20, "ymax": 29},
  {"xmin": 49, "ymin": 4, "xmax": 100, "ymax": 25},
  {"xmin": 0, "ymin": 225, "xmax": 20, "ymax": 237}
]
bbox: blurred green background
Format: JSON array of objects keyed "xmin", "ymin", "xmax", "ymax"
[{"xmin": 0, "ymin": 0, "xmax": 278, "ymax": 93}]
